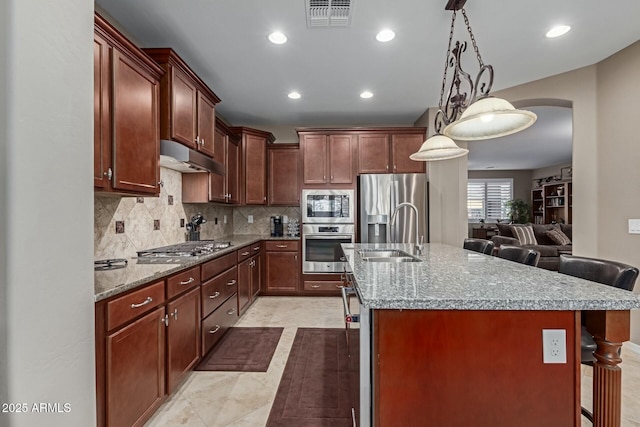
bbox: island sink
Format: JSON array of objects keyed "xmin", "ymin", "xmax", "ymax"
[{"xmin": 358, "ymin": 249, "xmax": 421, "ymax": 262}]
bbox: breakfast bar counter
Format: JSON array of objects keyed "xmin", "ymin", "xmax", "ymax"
[{"xmin": 342, "ymin": 243, "xmax": 640, "ymax": 427}]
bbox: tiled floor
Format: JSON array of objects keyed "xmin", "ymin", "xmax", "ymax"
[{"xmin": 145, "ymin": 296, "xmax": 640, "ymax": 426}]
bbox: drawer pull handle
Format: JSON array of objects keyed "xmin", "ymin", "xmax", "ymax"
[
  {"xmin": 311, "ymin": 284, "xmax": 321, "ymax": 288},
  {"xmin": 227, "ymin": 308, "xmax": 236, "ymax": 315},
  {"xmin": 179, "ymin": 277, "xmax": 195, "ymax": 285},
  {"xmin": 209, "ymin": 292, "xmax": 221, "ymax": 299},
  {"xmin": 276, "ymin": 244, "xmax": 288, "ymax": 248},
  {"xmin": 336, "ymin": 284, "xmax": 344, "ymax": 289},
  {"xmin": 241, "ymin": 251, "xmax": 250, "ymax": 256},
  {"xmin": 253, "ymin": 246, "xmax": 260, "ymax": 250},
  {"xmin": 209, "ymin": 325, "xmax": 221, "ymax": 334},
  {"xmin": 130, "ymin": 297, "xmax": 153, "ymax": 308},
  {"xmin": 227, "ymin": 280, "xmax": 237, "ymax": 286}
]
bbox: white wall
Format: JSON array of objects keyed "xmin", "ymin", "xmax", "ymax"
[{"xmin": 0, "ymin": 1, "xmax": 96, "ymax": 426}]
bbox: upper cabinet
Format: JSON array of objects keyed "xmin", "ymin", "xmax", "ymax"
[
  {"xmin": 268, "ymin": 144, "xmax": 300, "ymax": 206},
  {"xmin": 358, "ymin": 129, "xmax": 426, "ymax": 174},
  {"xmin": 143, "ymin": 48, "xmax": 221, "ymax": 161},
  {"xmin": 299, "ymin": 132, "xmax": 355, "ymax": 186},
  {"xmin": 94, "ymin": 13, "xmax": 164, "ymax": 196},
  {"xmin": 231, "ymin": 127, "xmax": 276, "ymax": 205}
]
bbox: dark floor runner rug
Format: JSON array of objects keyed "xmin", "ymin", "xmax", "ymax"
[
  {"xmin": 195, "ymin": 327, "xmax": 283, "ymax": 372},
  {"xmin": 266, "ymin": 328, "xmax": 359, "ymax": 427}
]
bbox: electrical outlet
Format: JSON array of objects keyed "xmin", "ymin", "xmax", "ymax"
[
  {"xmin": 248, "ymin": 215, "xmax": 254, "ymax": 224},
  {"xmin": 224, "ymin": 215, "xmax": 227, "ymax": 224},
  {"xmin": 542, "ymin": 329, "xmax": 567, "ymax": 364},
  {"xmin": 629, "ymin": 219, "xmax": 640, "ymax": 234}
]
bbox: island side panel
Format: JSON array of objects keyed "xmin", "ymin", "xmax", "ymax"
[{"xmin": 373, "ymin": 310, "xmax": 580, "ymax": 427}]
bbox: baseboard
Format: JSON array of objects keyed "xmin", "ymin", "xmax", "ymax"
[{"xmin": 625, "ymin": 341, "xmax": 640, "ymax": 355}]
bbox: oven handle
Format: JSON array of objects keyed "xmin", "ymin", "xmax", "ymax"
[
  {"xmin": 340, "ymin": 286, "xmax": 360, "ymax": 323},
  {"xmin": 304, "ymin": 234, "xmax": 354, "ymax": 240}
]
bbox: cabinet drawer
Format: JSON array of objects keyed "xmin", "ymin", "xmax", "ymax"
[
  {"xmin": 201, "ymin": 252, "xmax": 236, "ymax": 282},
  {"xmin": 166, "ymin": 266, "xmax": 201, "ymax": 299},
  {"xmin": 303, "ymin": 280, "xmax": 343, "ymax": 292},
  {"xmin": 201, "ymin": 294, "xmax": 238, "ymax": 355},
  {"xmin": 237, "ymin": 245, "xmax": 252, "ymax": 263},
  {"xmin": 265, "ymin": 240, "xmax": 300, "ymax": 251},
  {"xmin": 251, "ymin": 242, "xmax": 261, "ymax": 255},
  {"xmin": 201, "ymin": 266, "xmax": 238, "ymax": 318},
  {"xmin": 107, "ymin": 280, "xmax": 165, "ymax": 331}
]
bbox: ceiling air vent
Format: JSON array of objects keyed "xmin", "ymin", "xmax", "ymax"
[{"xmin": 306, "ymin": 0, "xmax": 354, "ymax": 28}]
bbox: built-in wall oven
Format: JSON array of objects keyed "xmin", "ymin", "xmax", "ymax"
[
  {"xmin": 302, "ymin": 189, "xmax": 355, "ymax": 224},
  {"xmin": 302, "ymin": 224, "xmax": 355, "ymax": 273}
]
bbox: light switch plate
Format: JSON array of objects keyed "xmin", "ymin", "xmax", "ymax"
[
  {"xmin": 629, "ymin": 219, "xmax": 640, "ymax": 234},
  {"xmin": 542, "ymin": 329, "xmax": 567, "ymax": 364}
]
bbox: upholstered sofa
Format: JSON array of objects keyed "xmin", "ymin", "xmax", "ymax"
[{"xmin": 491, "ymin": 223, "xmax": 573, "ymax": 271}]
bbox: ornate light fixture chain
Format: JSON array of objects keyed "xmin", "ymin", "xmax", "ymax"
[
  {"xmin": 438, "ymin": 10, "xmax": 457, "ymax": 109},
  {"xmin": 461, "ymin": 8, "xmax": 484, "ymax": 68}
]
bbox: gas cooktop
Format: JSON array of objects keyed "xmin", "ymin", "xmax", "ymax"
[{"xmin": 136, "ymin": 240, "xmax": 232, "ymax": 260}]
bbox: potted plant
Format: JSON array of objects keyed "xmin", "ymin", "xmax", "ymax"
[{"xmin": 505, "ymin": 199, "xmax": 531, "ymax": 224}]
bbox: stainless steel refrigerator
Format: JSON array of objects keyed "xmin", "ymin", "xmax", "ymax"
[{"xmin": 358, "ymin": 174, "xmax": 428, "ymax": 244}]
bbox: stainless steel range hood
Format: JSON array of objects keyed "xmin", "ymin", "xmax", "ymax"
[{"xmin": 159, "ymin": 139, "xmax": 224, "ymax": 175}]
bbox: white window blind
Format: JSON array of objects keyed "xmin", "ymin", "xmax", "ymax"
[{"xmin": 467, "ymin": 179, "xmax": 513, "ymax": 221}]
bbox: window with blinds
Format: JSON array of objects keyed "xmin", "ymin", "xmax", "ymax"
[{"xmin": 467, "ymin": 179, "xmax": 513, "ymax": 221}]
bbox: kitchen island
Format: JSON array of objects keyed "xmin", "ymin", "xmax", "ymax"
[{"xmin": 342, "ymin": 243, "xmax": 640, "ymax": 427}]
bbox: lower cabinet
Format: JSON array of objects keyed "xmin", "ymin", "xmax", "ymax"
[
  {"xmin": 166, "ymin": 287, "xmax": 201, "ymax": 394},
  {"xmin": 201, "ymin": 293, "xmax": 238, "ymax": 355},
  {"xmin": 237, "ymin": 244, "xmax": 261, "ymax": 315},
  {"xmin": 105, "ymin": 306, "xmax": 165, "ymax": 427},
  {"xmin": 264, "ymin": 240, "xmax": 300, "ymax": 294}
]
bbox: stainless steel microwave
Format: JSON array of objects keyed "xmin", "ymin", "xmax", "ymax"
[{"xmin": 301, "ymin": 189, "xmax": 355, "ymax": 224}]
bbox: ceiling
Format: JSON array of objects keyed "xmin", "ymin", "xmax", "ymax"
[{"xmin": 95, "ymin": 0, "xmax": 640, "ymax": 169}]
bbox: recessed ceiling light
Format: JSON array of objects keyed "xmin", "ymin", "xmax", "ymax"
[
  {"xmin": 376, "ymin": 29, "xmax": 395, "ymax": 42},
  {"xmin": 268, "ymin": 31, "xmax": 288, "ymax": 44},
  {"xmin": 287, "ymin": 91, "xmax": 301, "ymax": 99},
  {"xmin": 360, "ymin": 91, "xmax": 373, "ymax": 99},
  {"xmin": 546, "ymin": 25, "xmax": 571, "ymax": 38}
]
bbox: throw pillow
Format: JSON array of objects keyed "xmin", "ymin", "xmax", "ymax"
[
  {"xmin": 546, "ymin": 228, "xmax": 572, "ymax": 245},
  {"xmin": 510, "ymin": 225, "xmax": 538, "ymax": 245}
]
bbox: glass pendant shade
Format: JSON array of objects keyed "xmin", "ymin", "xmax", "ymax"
[
  {"xmin": 410, "ymin": 134, "xmax": 468, "ymax": 161},
  {"xmin": 442, "ymin": 97, "xmax": 537, "ymax": 141}
]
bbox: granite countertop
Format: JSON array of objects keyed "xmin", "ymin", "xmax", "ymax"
[
  {"xmin": 343, "ymin": 243, "xmax": 640, "ymax": 311},
  {"xmin": 95, "ymin": 234, "xmax": 299, "ymax": 302}
]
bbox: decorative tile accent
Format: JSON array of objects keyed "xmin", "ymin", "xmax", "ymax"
[
  {"xmin": 115, "ymin": 221, "xmax": 125, "ymax": 234},
  {"xmin": 136, "ymin": 197, "xmax": 144, "ymax": 203},
  {"xmin": 154, "ymin": 220, "xmax": 160, "ymax": 230},
  {"xmin": 168, "ymin": 195, "xmax": 174, "ymax": 205}
]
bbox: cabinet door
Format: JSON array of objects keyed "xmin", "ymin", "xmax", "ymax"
[
  {"xmin": 196, "ymin": 92, "xmax": 215, "ymax": 158},
  {"xmin": 391, "ymin": 134, "xmax": 425, "ymax": 173},
  {"xmin": 302, "ymin": 134, "xmax": 328, "ymax": 184},
  {"xmin": 209, "ymin": 128, "xmax": 227, "ymax": 202},
  {"xmin": 166, "ymin": 287, "xmax": 201, "ymax": 394},
  {"xmin": 213, "ymin": 125, "xmax": 227, "ymax": 173},
  {"xmin": 170, "ymin": 67, "xmax": 197, "ymax": 149},
  {"xmin": 358, "ymin": 134, "xmax": 390, "ymax": 174},
  {"xmin": 244, "ymin": 134, "xmax": 267, "ymax": 204},
  {"xmin": 94, "ymin": 34, "xmax": 111, "ymax": 189},
  {"xmin": 250, "ymin": 255, "xmax": 261, "ymax": 300},
  {"xmin": 268, "ymin": 147, "xmax": 300, "ymax": 205},
  {"xmin": 237, "ymin": 259, "xmax": 251, "ymax": 315},
  {"xmin": 227, "ymin": 138, "xmax": 241, "ymax": 204},
  {"xmin": 106, "ymin": 306, "xmax": 165, "ymax": 427},
  {"xmin": 112, "ymin": 49, "xmax": 160, "ymax": 195},
  {"xmin": 265, "ymin": 251, "xmax": 299, "ymax": 292},
  {"xmin": 329, "ymin": 134, "xmax": 354, "ymax": 184}
]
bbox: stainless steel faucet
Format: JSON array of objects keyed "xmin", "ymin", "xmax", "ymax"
[{"xmin": 390, "ymin": 202, "xmax": 424, "ymax": 255}]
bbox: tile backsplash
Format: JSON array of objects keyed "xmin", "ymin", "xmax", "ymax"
[{"xmin": 94, "ymin": 167, "xmax": 301, "ymax": 260}]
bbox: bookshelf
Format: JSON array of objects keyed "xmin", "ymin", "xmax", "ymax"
[{"xmin": 531, "ymin": 181, "xmax": 572, "ymax": 224}]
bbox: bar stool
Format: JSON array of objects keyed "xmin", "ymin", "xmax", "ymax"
[
  {"xmin": 496, "ymin": 245, "xmax": 540, "ymax": 267},
  {"xmin": 463, "ymin": 238, "xmax": 494, "ymax": 255},
  {"xmin": 557, "ymin": 254, "xmax": 639, "ymax": 423}
]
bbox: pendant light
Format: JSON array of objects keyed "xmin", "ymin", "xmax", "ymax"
[{"xmin": 411, "ymin": 0, "xmax": 536, "ymax": 161}]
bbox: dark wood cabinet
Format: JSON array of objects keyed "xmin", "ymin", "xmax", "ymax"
[
  {"xmin": 182, "ymin": 119, "xmax": 241, "ymax": 204},
  {"xmin": 250, "ymin": 254, "xmax": 261, "ymax": 300},
  {"xmin": 268, "ymin": 144, "xmax": 300, "ymax": 206},
  {"xmin": 237, "ymin": 244, "xmax": 261, "ymax": 314},
  {"xmin": 143, "ymin": 48, "xmax": 222, "ymax": 162},
  {"xmin": 264, "ymin": 240, "xmax": 300, "ymax": 293},
  {"xmin": 358, "ymin": 130, "xmax": 426, "ymax": 174},
  {"xmin": 231, "ymin": 127, "xmax": 275, "ymax": 205},
  {"xmin": 94, "ymin": 14, "xmax": 163, "ymax": 196},
  {"xmin": 166, "ymin": 287, "xmax": 201, "ymax": 394},
  {"xmin": 237, "ymin": 257, "xmax": 251, "ymax": 315},
  {"xmin": 300, "ymin": 133, "xmax": 355, "ymax": 185}
]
